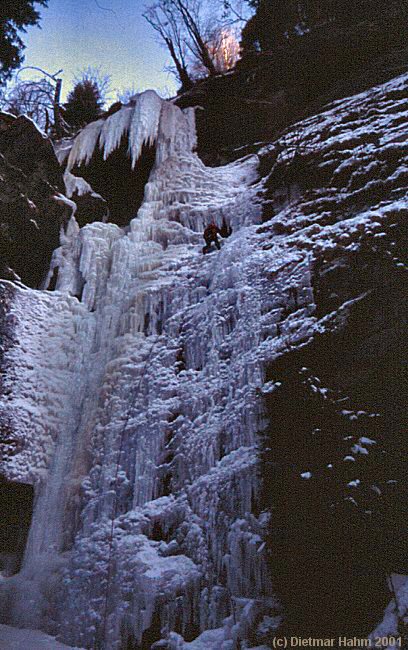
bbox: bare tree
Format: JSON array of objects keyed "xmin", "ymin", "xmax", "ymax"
[
  {"xmin": 116, "ymin": 83, "xmax": 142, "ymax": 104},
  {"xmin": 2, "ymin": 78, "xmax": 54, "ymax": 129},
  {"xmin": 0, "ymin": 67, "xmax": 66, "ymax": 136},
  {"xmin": 171, "ymin": 0, "xmax": 217, "ymax": 75},
  {"xmin": 143, "ymin": 2, "xmax": 193, "ymax": 90},
  {"xmin": 116, "ymin": 83, "xmax": 173, "ymax": 103},
  {"xmin": 143, "ymin": 0, "xmax": 244, "ymax": 88}
]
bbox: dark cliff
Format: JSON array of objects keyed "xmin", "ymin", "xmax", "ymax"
[{"xmin": 0, "ymin": 114, "xmax": 72, "ymax": 287}]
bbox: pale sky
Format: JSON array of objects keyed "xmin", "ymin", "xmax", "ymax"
[{"xmin": 22, "ymin": 0, "xmax": 177, "ymax": 102}]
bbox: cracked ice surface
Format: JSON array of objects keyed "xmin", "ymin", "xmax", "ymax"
[{"xmin": 1, "ymin": 77, "xmax": 407, "ymax": 648}]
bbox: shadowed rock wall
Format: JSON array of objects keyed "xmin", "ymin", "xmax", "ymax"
[{"xmin": 0, "ymin": 114, "xmax": 72, "ymax": 287}]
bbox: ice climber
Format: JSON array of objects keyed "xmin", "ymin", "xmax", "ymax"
[{"xmin": 202, "ymin": 222, "xmax": 221, "ymax": 254}]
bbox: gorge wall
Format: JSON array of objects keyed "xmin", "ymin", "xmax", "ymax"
[
  {"xmin": 0, "ymin": 73, "xmax": 407, "ymax": 649},
  {"xmin": 0, "ymin": 113, "xmax": 73, "ymax": 287}
]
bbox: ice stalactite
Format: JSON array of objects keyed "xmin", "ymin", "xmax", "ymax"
[
  {"xmin": 65, "ymin": 92, "xmax": 197, "ymax": 228},
  {"xmin": 66, "ymin": 91, "xmax": 195, "ymax": 174}
]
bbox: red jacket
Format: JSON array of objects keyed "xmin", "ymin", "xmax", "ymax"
[{"xmin": 204, "ymin": 224, "xmax": 220, "ymax": 239}]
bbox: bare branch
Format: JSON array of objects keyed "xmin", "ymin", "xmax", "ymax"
[
  {"xmin": 93, "ymin": 0, "xmax": 117, "ymax": 16},
  {"xmin": 143, "ymin": 2, "xmax": 192, "ymax": 89},
  {"xmin": 16, "ymin": 66, "xmax": 63, "ymax": 82}
]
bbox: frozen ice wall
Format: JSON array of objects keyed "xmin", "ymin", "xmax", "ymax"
[
  {"xmin": 2, "ymin": 74, "xmax": 406, "ymax": 648},
  {"xmin": 0, "ymin": 91, "xmax": 276, "ymax": 649}
]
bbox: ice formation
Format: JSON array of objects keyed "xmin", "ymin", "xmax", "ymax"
[
  {"xmin": 0, "ymin": 77, "xmax": 407, "ymax": 648},
  {"xmin": 66, "ymin": 90, "xmax": 195, "ymax": 172},
  {"xmin": 0, "ymin": 624, "xmax": 84, "ymax": 650}
]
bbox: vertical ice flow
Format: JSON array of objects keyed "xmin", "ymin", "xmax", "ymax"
[{"xmin": 0, "ymin": 90, "xmax": 283, "ymax": 649}]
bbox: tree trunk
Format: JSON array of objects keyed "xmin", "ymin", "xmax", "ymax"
[
  {"xmin": 166, "ymin": 37, "xmax": 193, "ymax": 90},
  {"xmin": 45, "ymin": 109, "xmax": 50, "ymax": 134},
  {"xmin": 53, "ymin": 78, "xmax": 63, "ymax": 138},
  {"xmin": 175, "ymin": 0, "xmax": 218, "ymax": 76}
]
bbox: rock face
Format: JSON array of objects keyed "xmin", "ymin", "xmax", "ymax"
[
  {"xmin": 63, "ymin": 171, "xmax": 109, "ymax": 227},
  {"xmin": 253, "ymin": 73, "xmax": 408, "ymax": 641},
  {"xmin": 0, "ymin": 114, "xmax": 73, "ymax": 287},
  {"xmin": 176, "ymin": 19, "xmax": 408, "ymax": 165},
  {"xmin": 0, "ymin": 76, "xmax": 407, "ymax": 649}
]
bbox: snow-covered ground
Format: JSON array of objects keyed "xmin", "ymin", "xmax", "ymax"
[
  {"xmin": 0, "ymin": 75, "xmax": 407, "ymax": 648},
  {"xmin": 0, "ymin": 624, "xmax": 84, "ymax": 649}
]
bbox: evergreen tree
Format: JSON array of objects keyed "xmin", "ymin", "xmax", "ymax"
[
  {"xmin": 0, "ymin": 1, "xmax": 48, "ymax": 85},
  {"xmin": 63, "ymin": 69, "xmax": 110, "ymax": 129},
  {"xmin": 64, "ymin": 80, "xmax": 103, "ymax": 128}
]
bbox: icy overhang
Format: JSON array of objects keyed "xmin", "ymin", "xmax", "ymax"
[
  {"xmin": 65, "ymin": 90, "xmax": 197, "ymax": 226},
  {"xmin": 66, "ymin": 90, "xmax": 196, "ymax": 173}
]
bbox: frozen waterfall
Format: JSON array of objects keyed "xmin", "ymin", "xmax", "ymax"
[
  {"xmin": 0, "ymin": 91, "xmax": 280, "ymax": 649},
  {"xmin": 2, "ymin": 71, "xmax": 408, "ymax": 649}
]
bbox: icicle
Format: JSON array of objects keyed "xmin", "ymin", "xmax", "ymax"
[
  {"xmin": 100, "ymin": 106, "xmax": 133, "ymax": 161},
  {"xmin": 67, "ymin": 118, "xmax": 105, "ymax": 170},
  {"xmin": 128, "ymin": 91, "xmax": 163, "ymax": 168}
]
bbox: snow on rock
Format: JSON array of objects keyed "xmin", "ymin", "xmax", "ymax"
[
  {"xmin": 0, "ymin": 624, "xmax": 85, "ymax": 649},
  {"xmin": 370, "ymin": 575, "xmax": 408, "ymax": 647},
  {"xmin": 63, "ymin": 171, "xmax": 103, "ymax": 201},
  {"xmin": 0, "ymin": 76, "xmax": 407, "ymax": 648},
  {"xmin": 60, "ymin": 173, "xmax": 108, "ymax": 227}
]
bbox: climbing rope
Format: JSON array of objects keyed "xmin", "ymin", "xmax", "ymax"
[{"xmin": 100, "ymin": 336, "xmax": 159, "ymax": 649}]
